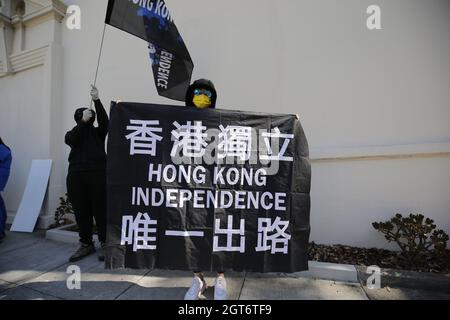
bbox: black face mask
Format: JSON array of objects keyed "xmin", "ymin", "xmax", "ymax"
[{"xmin": 74, "ymin": 108, "xmax": 96, "ymax": 125}]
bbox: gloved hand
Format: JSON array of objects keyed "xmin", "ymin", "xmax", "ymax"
[
  {"xmin": 90, "ymin": 85, "xmax": 99, "ymax": 101},
  {"xmin": 82, "ymin": 109, "xmax": 93, "ymax": 123}
]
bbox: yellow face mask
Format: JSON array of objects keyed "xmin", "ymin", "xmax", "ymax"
[{"xmin": 193, "ymin": 94, "xmax": 212, "ymax": 109}]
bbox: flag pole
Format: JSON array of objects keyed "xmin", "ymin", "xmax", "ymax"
[{"xmin": 90, "ymin": 23, "xmax": 107, "ymax": 109}]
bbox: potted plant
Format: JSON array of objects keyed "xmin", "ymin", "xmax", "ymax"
[{"xmin": 48, "ymin": 194, "xmax": 75, "ymax": 229}]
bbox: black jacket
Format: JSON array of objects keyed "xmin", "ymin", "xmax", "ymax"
[
  {"xmin": 65, "ymin": 100, "xmax": 109, "ymax": 172},
  {"xmin": 185, "ymin": 79, "xmax": 218, "ymax": 108}
]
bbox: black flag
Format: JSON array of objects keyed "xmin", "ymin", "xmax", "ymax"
[
  {"xmin": 105, "ymin": 0, "xmax": 194, "ymax": 101},
  {"xmin": 106, "ymin": 102, "xmax": 311, "ymax": 273}
]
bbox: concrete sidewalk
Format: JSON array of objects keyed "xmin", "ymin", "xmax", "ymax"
[
  {"xmin": 0, "ymin": 231, "xmax": 367, "ymax": 300},
  {"xmin": 0, "ymin": 231, "xmax": 442, "ymax": 300}
]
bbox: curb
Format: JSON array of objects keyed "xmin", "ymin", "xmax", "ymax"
[
  {"xmin": 44, "ymin": 227, "xmax": 361, "ymax": 284},
  {"xmin": 356, "ymin": 265, "xmax": 450, "ymax": 293},
  {"xmin": 47, "ymin": 229, "xmax": 448, "ymax": 292},
  {"xmin": 45, "ymin": 224, "xmax": 99, "ymax": 244},
  {"xmin": 293, "ymin": 261, "xmax": 359, "ymax": 283}
]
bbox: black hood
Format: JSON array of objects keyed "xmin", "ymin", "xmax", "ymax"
[
  {"xmin": 74, "ymin": 108, "xmax": 96, "ymax": 125},
  {"xmin": 185, "ymin": 79, "xmax": 217, "ymax": 109}
]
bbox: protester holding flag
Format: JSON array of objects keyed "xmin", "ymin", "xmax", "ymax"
[
  {"xmin": 102, "ymin": 1, "xmax": 310, "ymax": 301},
  {"xmin": 181, "ymin": 79, "xmax": 228, "ymax": 301},
  {"xmin": 0, "ymin": 137, "xmax": 12, "ymax": 243},
  {"xmin": 65, "ymin": 86, "xmax": 108, "ymax": 262}
]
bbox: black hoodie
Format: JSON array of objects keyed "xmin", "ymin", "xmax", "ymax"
[
  {"xmin": 65, "ymin": 100, "xmax": 109, "ymax": 172},
  {"xmin": 185, "ymin": 79, "xmax": 217, "ymax": 109}
]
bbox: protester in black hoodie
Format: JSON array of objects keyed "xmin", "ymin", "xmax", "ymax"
[
  {"xmin": 65, "ymin": 85, "xmax": 108, "ymax": 262},
  {"xmin": 182, "ymin": 79, "xmax": 228, "ymax": 301},
  {"xmin": 185, "ymin": 78, "xmax": 217, "ymax": 109}
]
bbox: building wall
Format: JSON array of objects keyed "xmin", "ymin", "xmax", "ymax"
[
  {"xmin": 0, "ymin": 66, "xmax": 47, "ymax": 214},
  {"xmin": 1, "ymin": 0, "xmax": 449, "ymax": 248},
  {"xmin": 312, "ymin": 156, "xmax": 450, "ymax": 248},
  {"xmin": 0, "ymin": 0, "xmax": 66, "ymax": 227}
]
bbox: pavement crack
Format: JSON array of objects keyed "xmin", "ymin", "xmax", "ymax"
[
  {"xmin": 5, "ymin": 283, "xmax": 65, "ymax": 300},
  {"xmin": 113, "ymin": 270, "xmax": 152, "ymax": 300},
  {"xmin": 237, "ymin": 272, "xmax": 247, "ymax": 300},
  {"xmin": 0, "ymin": 239, "xmax": 46, "ymax": 256}
]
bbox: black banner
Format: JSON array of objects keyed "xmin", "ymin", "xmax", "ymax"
[
  {"xmin": 106, "ymin": 102, "xmax": 311, "ymax": 273},
  {"xmin": 105, "ymin": 0, "xmax": 194, "ymax": 101}
]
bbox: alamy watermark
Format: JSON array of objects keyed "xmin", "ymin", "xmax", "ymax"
[
  {"xmin": 66, "ymin": 5, "xmax": 81, "ymax": 30},
  {"xmin": 66, "ymin": 265, "xmax": 81, "ymax": 290},
  {"xmin": 367, "ymin": 5, "xmax": 382, "ymax": 30},
  {"xmin": 366, "ymin": 265, "xmax": 381, "ymax": 290}
]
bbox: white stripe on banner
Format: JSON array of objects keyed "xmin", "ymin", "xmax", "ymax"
[{"xmin": 165, "ymin": 230, "xmax": 205, "ymax": 237}]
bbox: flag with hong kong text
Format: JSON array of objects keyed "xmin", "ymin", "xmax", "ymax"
[
  {"xmin": 105, "ymin": 102, "xmax": 312, "ymax": 273},
  {"xmin": 105, "ymin": 0, "xmax": 194, "ymax": 101}
]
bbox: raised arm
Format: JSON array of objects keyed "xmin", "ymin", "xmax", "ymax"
[{"xmin": 91, "ymin": 85, "xmax": 109, "ymax": 139}]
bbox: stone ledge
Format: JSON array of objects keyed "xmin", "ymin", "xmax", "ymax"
[
  {"xmin": 43, "ymin": 228, "xmax": 450, "ymax": 290},
  {"xmin": 45, "ymin": 224, "xmax": 98, "ymax": 244},
  {"xmin": 356, "ymin": 265, "xmax": 450, "ymax": 294},
  {"xmin": 292, "ymin": 261, "xmax": 359, "ymax": 283}
]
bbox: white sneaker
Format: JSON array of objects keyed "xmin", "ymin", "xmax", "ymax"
[
  {"xmin": 184, "ymin": 276, "xmax": 207, "ymax": 300},
  {"xmin": 214, "ymin": 276, "xmax": 228, "ymax": 300}
]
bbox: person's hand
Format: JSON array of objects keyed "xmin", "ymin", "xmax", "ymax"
[
  {"xmin": 82, "ymin": 109, "xmax": 93, "ymax": 123},
  {"xmin": 90, "ymin": 85, "xmax": 99, "ymax": 101},
  {"xmin": 296, "ymin": 114, "xmax": 300, "ymax": 120}
]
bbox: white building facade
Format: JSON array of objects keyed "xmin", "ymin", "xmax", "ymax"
[{"xmin": 0, "ymin": 0, "xmax": 449, "ymax": 249}]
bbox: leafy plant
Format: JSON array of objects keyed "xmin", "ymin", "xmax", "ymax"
[
  {"xmin": 50, "ymin": 194, "xmax": 74, "ymax": 228},
  {"xmin": 373, "ymin": 213, "xmax": 449, "ymax": 269}
]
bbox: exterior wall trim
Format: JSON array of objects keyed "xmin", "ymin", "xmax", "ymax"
[
  {"xmin": 311, "ymin": 142, "xmax": 450, "ymax": 162},
  {"xmin": 6, "ymin": 44, "xmax": 48, "ymax": 74}
]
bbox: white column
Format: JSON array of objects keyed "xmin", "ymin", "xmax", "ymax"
[
  {"xmin": 12, "ymin": 20, "xmax": 24, "ymax": 53},
  {"xmin": 38, "ymin": 6, "xmax": 66, "ymax": 229},
  {"xmin": 0, "ymin": 20, "xmax": 12, "ymax": 73}
]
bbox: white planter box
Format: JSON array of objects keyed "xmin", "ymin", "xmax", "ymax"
[{"xmin": 45, "ymin": 224, "xmax": 98, "ymax": 244}]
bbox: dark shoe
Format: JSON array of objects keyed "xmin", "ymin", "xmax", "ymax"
[
  {"xmin": 0, "ymin": 232, "xmax": 5, "ymax": 243},
  {"xmin": 69, "ymin": 243, "xmax": 95, "ymax": 262},
  {"xmin": 98, "ymin": 242, "xmax": 106, "ymax": 262}
]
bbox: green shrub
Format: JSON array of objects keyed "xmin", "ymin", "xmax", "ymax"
[
  {"xmin": 50, "ymin": 194, "xmax": 74, "ymax": 228},
  {"xmin": 373, "ymin": 213, "xmax": 449, "ymax": 269}
]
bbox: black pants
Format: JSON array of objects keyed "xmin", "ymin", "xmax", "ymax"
[
  {"xmin": 0, "ymin": 193, "xmax": 6, "ymax": 235},
  {"xmin": 67, "ymin": 170, "xmax": 107, "ymax": 245}
]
